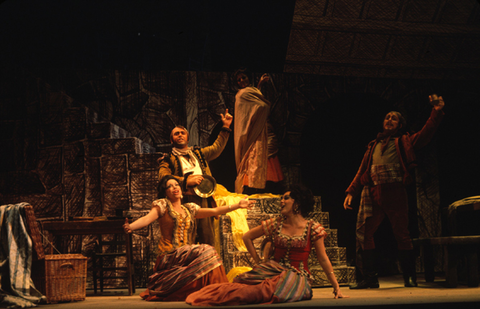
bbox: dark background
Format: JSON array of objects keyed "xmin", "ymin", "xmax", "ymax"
[
  {"xmin": 0, "ymin": 0, "xmax": 296, "ymax": 72},
  {"xmin": 2, "ymin": 0, "xmax": 480, "ymax": 270}
]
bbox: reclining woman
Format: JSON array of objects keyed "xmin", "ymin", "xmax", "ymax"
[
  {"xmin": 123, "ymin": 174, "xmax": 254, "ymax": 301},
  {"xmin": 186, "ymin": 184, "xmax": 348, "ymax": 306}
]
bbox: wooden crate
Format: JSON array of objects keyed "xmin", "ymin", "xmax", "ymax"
[{"xmin": 33, "ymin": 254, "xmax": 87, "ymax": 303}]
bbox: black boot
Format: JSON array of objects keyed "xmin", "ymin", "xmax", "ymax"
[
  {"xmin": 350, "ymin": 249, "xmax": 380, "ymax": 289},
  {"xmin": 398, "ymin": 249, "xmax": 417, "ymax": 287}
]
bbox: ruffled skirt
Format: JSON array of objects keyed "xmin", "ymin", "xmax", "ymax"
[
  {"xmin": 186, "ymin": 260, "xmax": 312, "ymax": 306},
  {"xmin": 140, "ymin": 244, "xmax": 228, "ymax": 301}
]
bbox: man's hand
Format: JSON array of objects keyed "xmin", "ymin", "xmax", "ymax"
[
  {"xmin": 221, "ymin": 109, "xmax": 233, "ymax": 128},
  {"xmin": 186, "ymin": 175, "xmax": 204, "ymax": 187},
  {"xmin": 257, "ymin": 73, "xmax": 270, "ymax": 89},
  {"xmin": 343, "ymin": 194, "xmax": 353, "ymax": 210},
  {"xmin": 429, "ymin": 94, "xmax": 445, "ymax": 111}
]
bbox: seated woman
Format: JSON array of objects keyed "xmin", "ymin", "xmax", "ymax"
[
  {"xmin": 186, "ymin": 184, "xmax": 347, "ymax": 306},
  {"xmin": 123, "ymin": 175, "xmax": 254, "ymax": 301}
]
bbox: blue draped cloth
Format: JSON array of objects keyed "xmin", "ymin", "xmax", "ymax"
[{"xmin": 0, "ymin": 202, "xmax": 45, "ymax": 307}]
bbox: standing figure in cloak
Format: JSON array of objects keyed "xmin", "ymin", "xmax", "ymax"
[{"xmin": 233, "ymin": 68, "xmax": 284, "ymax": 194}]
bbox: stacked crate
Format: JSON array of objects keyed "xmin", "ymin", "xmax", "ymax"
[{"xmin": 219, "ymin": 196, "xmax": 355, "ymax": 287}]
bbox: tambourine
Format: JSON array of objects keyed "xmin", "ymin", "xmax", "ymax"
[{"xmin": 193, "ymin": 175, "xmax": 217, "ymax": 198}]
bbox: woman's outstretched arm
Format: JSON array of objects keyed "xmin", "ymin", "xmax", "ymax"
[
  {"xmin": 123, "ymin": 207, "xmax": 160, "ymax": 233},
  {"xmin": 195, "ymin": 198, "xmax": 254, "ymax": 219}
]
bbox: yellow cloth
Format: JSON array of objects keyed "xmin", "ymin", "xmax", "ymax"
[
  {"xmin": 248, "ymin": 192, "xmax": 281, "ymax": 199},
  {"xmin": 213, "ymin": 185, "xmax": 280, "ymax": 252},
  {"xmin": 214, "ymin": 185, "xmax": 249, "ymax": 251},
  {"xmin": 226, "ymin": 267, "xmax": 252, "ymax": 283}
]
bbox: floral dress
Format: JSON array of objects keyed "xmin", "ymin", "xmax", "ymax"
[{"xmin": 186, "ymin": 217, "xmax": 327, "ymax": 306}]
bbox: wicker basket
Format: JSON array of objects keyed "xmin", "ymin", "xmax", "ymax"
[{"xmin": 33, "ymin": 254, "xmax": 87, "ymax": 303}]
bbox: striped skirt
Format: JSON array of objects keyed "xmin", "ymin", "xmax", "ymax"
[
  {"xmin": 186, "ymin": 260, "xmax": 312, "ymax": 306},
  {"xmin": 140, "ymin": 244, "xmax": 227, "ymax": 301}
]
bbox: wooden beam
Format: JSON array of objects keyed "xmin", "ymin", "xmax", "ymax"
[
  {"xmin": 291, "ymin": 16, "xmax": 480, "ymax": 37},
  {"xmin": 284, "ymin": 55, "xmax": 480, "ymax": 69}
]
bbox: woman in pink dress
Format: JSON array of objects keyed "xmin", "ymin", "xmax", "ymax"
[
  {"xmin": 123, "ymin": 175, "xmax": 253, "ymax": 301},
  {"xmin": 186, "ymin": 184, "xmax": 347, "ymax": 306}
]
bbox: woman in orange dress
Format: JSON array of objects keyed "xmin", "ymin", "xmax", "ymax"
[
  {"xmin": 123, "ymin": 175, "xmax": 253, "ymax": 301},
  {"xmin": 186, "ymin": 184, "xmax": 348, "ymax": 306}
]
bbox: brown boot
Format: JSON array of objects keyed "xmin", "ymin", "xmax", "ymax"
[
  {"xmin": 399, "ymin": 249, "xmax": 417, "ymax": 287},
  {"xmin": 350, "ymin": 249, "xmax": 380, "ymax": 289}
]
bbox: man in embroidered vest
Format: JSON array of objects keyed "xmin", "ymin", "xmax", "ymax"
[
  {"xmin": 343, "ymin": 95, "xmax": 445, "ymax": 289},
  {"xmin": 158, "ymin": 110, "xmax": 233, "ymax": 246}
]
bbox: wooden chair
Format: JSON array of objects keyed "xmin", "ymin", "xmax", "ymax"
[{"xmin": 91, "ymin": 232, "xmax": 135, "ymax": 295}]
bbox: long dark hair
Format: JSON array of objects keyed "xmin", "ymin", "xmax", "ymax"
[
  {"xmin": 288, "ymin": 184, "xmax": 315, "ymax": 217},
  {"xmin": 157, "ymin": 175, "xmax": 179, "ymax": 199}
]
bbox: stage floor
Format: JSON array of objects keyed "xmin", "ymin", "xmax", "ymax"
[{"xmin": 37, "ymin": 274, "xmax": 480, "ymax": 309}]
